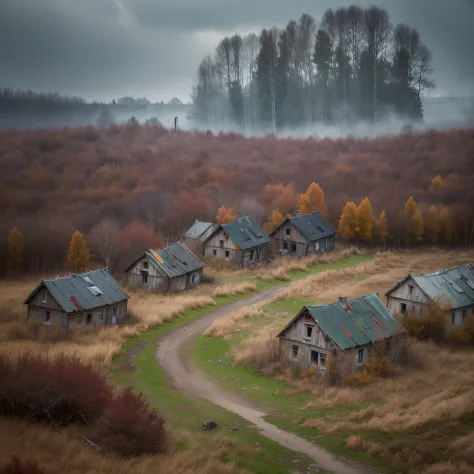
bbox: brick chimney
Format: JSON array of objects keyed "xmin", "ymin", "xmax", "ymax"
[{"xmin": 339, "ymin": 296, "xmax": 348, "ymax": 309}]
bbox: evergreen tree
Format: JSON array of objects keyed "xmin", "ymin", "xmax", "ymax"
[
  {"xmin": 299, "ymin": 182, "xmax": 327, "ymax": 217},
  {"xmin": 357, "ymin": 197, "xmax": 374, "ymax": 242},
  {"xmin": 67, "ymin": 230, "xmax": 91, "ymax": 272},
  {"xmin": 404, "ymin": 196, "xmax": 424, "ymax": 243},
  {"xmin": 425, "ymin": 205, "xmax": 439, "ymax": 245},
  {"xmin": 6, "ymin": 227, "xmax": 24, "ymax": 274},
  {"xmin": 338, "ymin": 201, "xmax": 358, "ymax": 241},
  {"xmin": 375, "ymin": 210, "xmax": 389, "ymax": 247}
]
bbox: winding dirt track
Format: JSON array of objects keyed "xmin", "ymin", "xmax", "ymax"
[{"xmin": 156, "ymin": 288, "xmax": 369, "ymax": 474}]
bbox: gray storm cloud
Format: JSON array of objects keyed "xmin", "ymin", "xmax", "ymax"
[{"xmin": 0, "ymin": 0, "xmax": 473, "ymax": 102}]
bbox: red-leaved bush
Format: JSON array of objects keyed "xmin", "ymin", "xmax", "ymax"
[
  {"xmin": 97, "ymin": 387, "xmax": 166, "ymax": 457},
  {"xmin": 0, "ymin": 456, "xmax": 44, "ymax": 474},
  {"xmin": 0, "ymin": 354, "xmax": 111, "ymax": 425}
]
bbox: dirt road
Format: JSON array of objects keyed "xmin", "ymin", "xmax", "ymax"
[{"xmin": 157, "ymin": 288, "xmax": 368, "ymax": 474}]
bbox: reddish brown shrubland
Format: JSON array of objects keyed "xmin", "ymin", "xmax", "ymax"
[{"xmin": 0, "ymin": 127, "xmax": 473, "ymax": 273}]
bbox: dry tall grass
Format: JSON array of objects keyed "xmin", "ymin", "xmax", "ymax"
[
  {"xmin": 204, "ymin": 306, "xmax": 265, "ymax": 339},
  {"xmin": 212, "ymin": 282, "xmax": 256, "ymax": 297}
]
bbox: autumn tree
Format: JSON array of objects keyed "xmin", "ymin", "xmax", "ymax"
[
  {"xmin": 375, "ymin": 210, "xmax": 389, "ymax": 247},
  {"xmin": 438, "ymin": 206, "xmax": 453, "ymax": 245},
  {"xmin": 265, "ymin": 209, "xmax": 285, "ymax": 233},
  {"xmin": 67, "ymin": 230, "xmax": 91, "ymax": 272},
  {"xmin": 299, "ymin": 182, "xmax": 327, "ymax": 217},
  {"xmin": 88, "ymin": 219, "xmax": 120, "ymax": 269},
  {"xmin": 429, "ymin": 174, "xmax": 444, "ymax": 192},
  {"xmin": 6, "ymin": 227, "xmax": 24, "ymax": 274},
  {"xmin": 216, "ymin": 206, "xmax": 237, "ymax": 224},
  {"xmin": 338, "ymin": 201, "xmax": 358, "ymax": 241},
  {"xmin": 263, "ymin": 183, "xmax": 299, "ymax": 215},
  {"xmin": 424, "ymin": 205, "xmax": 439, "ymax": 245},
  {"xmin": 404, "ymin": 196, "xmax": 424, "ymax": 243},
  {"xmin": 357, "ymin": 197, "xmax": 373, "ymax": 242}
]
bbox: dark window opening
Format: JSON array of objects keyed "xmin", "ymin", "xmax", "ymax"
[
  {"xmin": 283, "ymin": 241, "xmax": 288, "ymax": 250},
  {"xmin": 87, "ymin": 313, "xmax": 92, "ymax": 325},
  {"xmin": 250, "ymin": 250, "xmax": 255, "ymax": 260},
  {"xmin": 400, "ymin": 303, "xmax": 407, "ymax": 314},
  {"xmin": 451, "ymin": 312, "xmax": 456, "ymax": 326},
  {"xmin": 319, "ymin": 353, "xmax": 326, "ymax": 367},
  {"xmin": 143, "ymin": 261, "xmax": 148, "ymax": 269},
  {"xmin": 213, "ymin": 249, "xmax": 217, "ymax": 256},
  {"xmin": 292, "ymin": 243, "xmax": 297, "ymax": 252},
  {"xmin": 45, "ymin": 311, "xmax": 51, "ymax": 323},
  {"xmin": 220, "ymin": 240, "xmax": 224, "ymax": 248},
  {"xmin": 462, "ymin": 309, "xmax": 466, "ymax": 322},
  {"xmin": 358, "ymin": 348, "xmax": 364, "ymax": 364},
  {"xmin": 225, "ymin": 250, "xmax": 230, "ymax": 258},
  {"xmin": 285, "ymin": 228, "xmax": 291, "ymax": 236},
  {"xmin": 310, "ymin": 351, "xmax": 319, "ymax": 365},
  {"xmin": 305, "ymin": 325, "xmax": 313, "ymax": 339},
  {"xmin": 192, "ymin": 273, "xmax": 196, "ymax": 283},
  {"xmin": 292, "ymin": 345, "xmax": 299, "ymax": 358},
  {"xmin": 113, "ymin": 306, "xmax": 117, "ymax": 317},
  {"xmin": 141, "ymin": 271, "xmax": 148, "ymax": 284},
  {"xmin": 409, "ymin": 284, "xmax": 414, "ymax": 294}
]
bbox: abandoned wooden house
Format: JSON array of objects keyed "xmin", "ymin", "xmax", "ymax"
[
  {"xmin": 385, "ymin": 263, "xmax": 474, "ymax": 327},
  {"xmin": 269, "ymin": 210, "xmax": 336, "ymax": 256},
  {"xmin": 278, "ymin": 293, "xmax": 403, "ymax": 372},
  {"xmin": 182, "ymin": 219, "xmax": 216, "ymax": 255},
  {"xmin": 203, "ymin": 216, "xmax": 270, "ymax": 267},
  {"xmin": 125, "ymin": 242, "xmax": 205, "ymax": 293},
  {"xmin": 23, "ymin": 269, "xmax": 130, "ymax": 329}
]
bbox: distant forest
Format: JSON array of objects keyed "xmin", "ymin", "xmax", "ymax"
[{"xmin": 192, "ymin": 5, "xmax": 435, "ymax": 133}]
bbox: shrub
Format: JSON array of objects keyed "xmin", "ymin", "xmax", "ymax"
[
  {"xmin": 0, "ymin": 354, "xmax": 112, "ymax": 425},
  {"xmin": 97, "ymin": 387, "xmax": 167, "ymax": 457},
  {"xmin": 402, "ymin": 303, "xmax": 449, "ymax": 343},
  {"xmin": 0, "ymin": 456, "xmax": 44, "ymax": 474},
  {"xmin": 323, "ymin": 352, "xmax": 342, "ymax": 387},
  {"xmin": 449, "ymin": 314, "xmax": 474, "ymax": 345}
]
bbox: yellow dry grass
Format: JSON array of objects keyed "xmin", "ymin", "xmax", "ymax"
[
  {"xmin": 212, "ymin": 282, "xmax": 256, "ymax": 297},
  {"xmin": 205, "ymin": 306, "xmax": 265, "ymax": 339},
  {"xmin": 0, "ymin": 417, "xmax": 247, "ymax": 474}
]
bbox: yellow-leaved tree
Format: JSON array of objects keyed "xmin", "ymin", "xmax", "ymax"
[
  {"xmin": 216, "ymin": 206, "xmax": 237, "ymax": 225},
  {"xmin": 338, "ymin": 201, "xmax": 358, "ymax": 241},
  {"xmin": 375, "ymin": 210, "xmax": 389, "ymax": 247},
  {"xmin": 429, "ymin": 174, "xmax": 444, "ymax": 192},
  {"xmin": 404, "ymin": 196, "xmax": 424, "ymax": 243},
  {"xmin": 67, "ymin": 230, "xmax": 91, "ymax": 272},
  {"xmin": 425, "ymin": 205, "xmax": 439, "ymax": 245},
  {"xmin": 6, "ymin": 227, "xmax": 24, "ymax": 274},
  {"xmin": 299, "ymin": 182, "xmax": 327, "ymax": 217},
  {"xmin": 438, "ymin": 206, "xmax": 453, "ymax": 245},
  {"xmin": 357, "ymin": 197, "xmax": 373, "ymax": 242},
  {"xmin": 265, "ymin": 209, "xmax": 285, "ymax": 233}
]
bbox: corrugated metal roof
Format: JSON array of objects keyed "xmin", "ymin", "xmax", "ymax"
[
  {"xmin": 278, "ymin": 293, "xmax": 402, "ymax": 350},
  {"xmin": 24, "ymin": 269, "xmax": 130, "ymax": 313},
  {"xmin": 218, "ymin": 216, "xmax": 270, "ymax": 250},
  {"xmin": 184, "ymin": 220, "xmax": 216, "ymax": 241},
  {"xmin": 147, "ymin": 243, "xmax": 205, "ymax": 279},
  {"xmin": 269, "ymin": 211, "xmax": 336, "ymax": 242}
]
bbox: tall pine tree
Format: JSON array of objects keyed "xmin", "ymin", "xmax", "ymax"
[
  {"xmin": 67, "ymin": 230, "xmax": 91, "ymax": 272},
  {"xmin": 299, "ymin": 182, "xmax": 327, "ymax": 217},
  {"xmin": 357, "ymin": 197, "xmax": 374, "ymax": 242},
  {"xmin": 338, "ymin": 201, "xmax": 358, "ymax": 241},
  {"xmin": 404, "ymin": 196, "xmax": 424, "ymax": 243}
]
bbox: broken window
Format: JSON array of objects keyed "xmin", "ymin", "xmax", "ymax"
[
  {"xmin": 45, "ymin": 311, "xmax": 51, "ymax": 323},
  {"xmin": 310, "ymin": 351, "xmax": 318, "ymax": 365},
  {"xmin": 319, "ymin": 353, "xmax": 326, "ymax": 367},
  {"xmin": 400, "ymin": 303, "xmax": 407, "ymax": 314},
  {"xmin": 285, "ymin": 228, "xmax": 291, "ymax": 236},
  {"xmin": 143, "ymin": 261, "xmax": 148, "ymax": 269},
  {"xmin": 225, "ymin": 250, "xmax": 230, "ymax": 258},
  {"xmin": 87, "ymin": 313, "xmax": 92, "ymax": 324},
  {"xmin": 220, "ymin": 240, "xmax": 224, "ymax": 248},
  {"xmin": 292, "ymin": 243, "xmax": 297, "ymax": 252},
  {"xmin": 358, "ymin": 348, "xmax": 364, "ymax": 364},
  {"xmin": 305, "ymin": 325, "xmax": 313, "ymax": 339},
  {"xmin": 141, "ymin": 271, "xmax": 148, "ymax": 284},
  {"xmin": 292, "ymin": 345, "xmax": 299, "ymax": 358},
  {"xmin": 250, "ymin": 250, "xmax": 255, "ymax": 260},
  {"xmin": 409, "ymin": 284, "xmax": 414, "ymax": 295},
  {"xmin": 213, "ymin": 249, "xmax": 217, "ymax": 256},
  {"xmin": 283, "ymin": 242, "xmax": 288, "ymax": 250}
]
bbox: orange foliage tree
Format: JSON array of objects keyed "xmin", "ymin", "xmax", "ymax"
[
  {"xmin": 6, "ymin": 227, "xmax": 24, "ymax": 274},
  {"xmin": 299, "ymin": 182, "xmax": 327, "ymax": 217},
  {"xmin": 265, "ymin": 209, "xmax": 285, "ymax": 233},
  {"xmin": 425, "ymin": 205, "xmax": 439, "ymax": 245},
  {"xmin": 338, "ymin": 202, "xmax": 358, "ymax": 241},
  {"xmin": 263, "ymin": 183, "xmax": 298, "ymax": 215},
  {"xmin": 429, "ymin": 174, "xmax": 445, "ymax": 192},
  {"xmin": 216, "ymin": 206, "xmax": 237, "ymax": 225},
  {"xmin": 67, "ymin": 230, "xmax": 91, "ymax": 272},
  {"xmin": 357, "ymin": 197, "xmax": 373, "ymax": 242},
  {"xmin": 375, "ymin": 210, "xmax": 389, "ymax": 247},
  {"xmin": 404, "ymin": 196, "xmax": 424, "ymax": 243}
]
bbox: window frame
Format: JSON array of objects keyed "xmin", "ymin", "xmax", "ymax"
[
  {"xmin": 400, "ymin": 303, "xmax": 407, "ymax": 314},
  {"xmin": 285, "ymin": 227, "xmax": 291, "ymax": 237},
  {"xmin": 45, "ymin": 311, "xmax": 51, "ymax": 323},
  {"xmin": 213, "ymin": 249, "xmax": 217, "ymax": 256},
  {"xmin": 357, "ymin": 348, "xmax": 364, "ymax": 364},
  {"xmin": 451, "ymin": 312, "xmax": 456, "ymax": 326},
  {"xmin": 219, "ymin": 240, "xmax": 224, "ymax": 248},
  {"xmin": 225, "ymin": 250, "xmax": 230, "ymax": 259},
  {"xmin": 304, "ymin": 324, "xmax": 313, "ymax": 340},
  {"xmin": 319, "ymin": 353, "xmax": 326, "ymax": 367},
  {"xmin": 408, "ymin": 284, "xmax": 414, "ymax": 295},
  {"xmin": 292, "ymin": 345, "xmax": 299, "ymax": 358},
  {"xmin": 87, "ymin": 313, "xmax": 92, "ymax": 325}
]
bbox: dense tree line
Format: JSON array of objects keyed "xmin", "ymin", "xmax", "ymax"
[
  {"xmin": 192, "ymin": 5, "xmax": 434, "ymax": 133},
  {"xmin": 0, "ymin": 125, "xmax": 472, "ymax": 275}
]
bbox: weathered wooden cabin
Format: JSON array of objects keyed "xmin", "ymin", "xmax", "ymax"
[
  {"xmin": 24, "ymin": 269, "xmax": 130, "ymax": 329},
  {"xmin": 203, "ymin": 216, "xmax": 270, "ymax": 267},
  {"xmin": 269, "ymin": 210, "xmax": 336, "ymax": 257},
  {"xmin": 385, "ymin": 264, "xmax": 474, "ymax": 327},
  {"xmin": 182, "ymin": 219, "xmax": 216, "ymax": 255},
  {"xmin": 125, "ymin": 242, "xmax": 205, "ymax": 293},
  {"xmin": 278, "ymin": 293, "xmax": 402, "ymax": 372}
]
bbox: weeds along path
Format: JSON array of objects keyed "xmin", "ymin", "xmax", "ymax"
[{"xmin": 157, "ymin": 287, "xmax": 368, "ymax": 474}]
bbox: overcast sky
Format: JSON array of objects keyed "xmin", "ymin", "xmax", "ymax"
[{"xmin": 1, "ymin": 0, "xmax": 473, "ymax": 103}]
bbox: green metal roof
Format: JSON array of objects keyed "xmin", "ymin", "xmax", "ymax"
[
  {"xmin": 278, "ymin": 293, "xmax": 403, "ymax": 350},
  {"xmin": 208, "ymin": 216, "xmax": 270, "ymax": 250}
]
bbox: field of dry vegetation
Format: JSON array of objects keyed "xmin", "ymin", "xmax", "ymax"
[{"xmin": 203, "ymin": 249, "xmax": 474, "ymax": 473}]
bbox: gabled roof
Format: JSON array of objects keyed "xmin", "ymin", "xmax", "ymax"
[
  {"xmin": 24, "ymin": 269, "xmax": 130, "ymax": 313},
  {"xmin": 184, "ymin": 220, "xmax": 216, "ymax": 241},
  {"xmin": 269, "ymin": 210, "xmax": 336, "ymax": 242},
  {"xmin": 278, "ymin": 293, "xmax": 403, "ymax": 350},
  {"xmin": 205, "ymin": 216, "xmax": 270, "ymax": 250},
  {"xmin": 385, "ymin": 263, "xmax": 474, "ymax": 310},
  {"xmin": 126, "ymin": 242, "xmax": 205, "ymax": 279}
]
